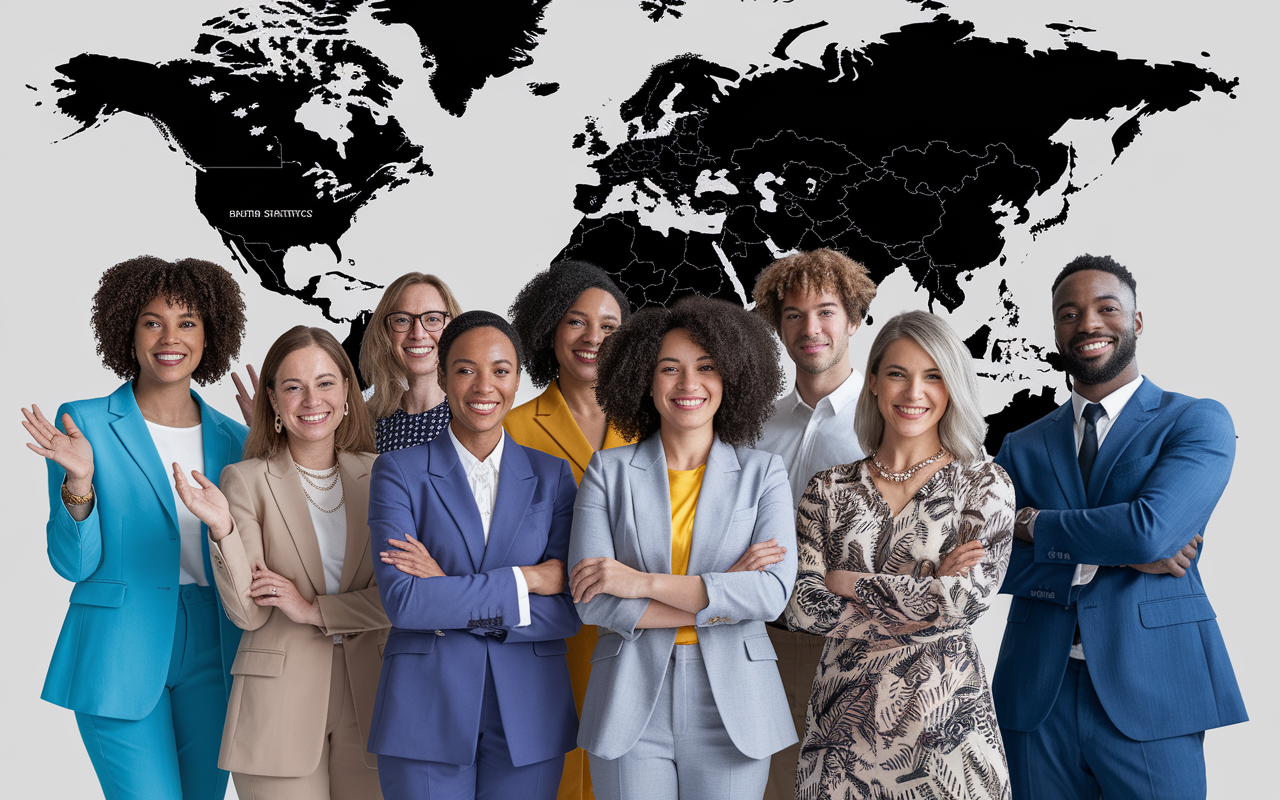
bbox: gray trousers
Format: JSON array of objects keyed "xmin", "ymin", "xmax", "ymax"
[{"xmin": 589, "ymin": 644, "xmax": 770, "ymax": 800}]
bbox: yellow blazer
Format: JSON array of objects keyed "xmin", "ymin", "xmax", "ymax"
[
  {"xmin": 210, "ymin": 448, "xmax": 390, "ymax": 777},
  {"xmin": 504, "ymin": 380, "xmax": 626, "ymax": 800}
]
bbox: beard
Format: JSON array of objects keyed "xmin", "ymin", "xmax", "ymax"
[
  {"xmin": 1059, "ymin": 325, "xmax": 1138, "ymax": 386},
  {"xmin": 791, "ymin": 334, "xmax": 849, "ymax": 376}
]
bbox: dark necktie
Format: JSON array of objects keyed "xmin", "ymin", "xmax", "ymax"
[{"xmin": 1078, "ymin": 402, "xmax": 1106, "ymax": 488}]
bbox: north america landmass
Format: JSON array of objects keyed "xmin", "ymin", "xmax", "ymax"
[{"xmin": 44, "ymin": 0, "xmax": 1237, "ymax": 450}]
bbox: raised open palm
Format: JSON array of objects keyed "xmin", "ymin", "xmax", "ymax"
[
  {"xmin": 171, "ymin": 462, "xmax": 233, "ymax": 538},
  {"xmin": 22, "ymin": 405, "xmax": 94, "ymax": 487}
]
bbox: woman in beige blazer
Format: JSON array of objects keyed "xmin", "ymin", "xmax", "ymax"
[{"xmin": 173, "ymin": 325, "xmax": 389, "ymax": 800}]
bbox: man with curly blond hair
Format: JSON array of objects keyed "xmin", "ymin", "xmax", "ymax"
[{"xmin": 750, "ymin": 248, "xmax": 877, "ymax": 800}]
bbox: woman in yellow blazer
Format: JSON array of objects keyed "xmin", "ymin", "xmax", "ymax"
[
  {"xmin": 505, "ymin": 260, "xmax": 631, "ymax": 800},
  {"xmin": 173, "ymin": 326, "xmax": 389, "ymax": 800}
]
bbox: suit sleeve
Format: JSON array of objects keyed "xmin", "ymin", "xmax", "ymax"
[
  {"xmin": 1031, "ymin": 399, "xmax": 1235, "ymax": 566},
  {"xmin": 208, "ymin": 464, "xmax": 272, "ymax": 631},
  {"xmin": 499, "ymin": 458, "xmax": 582, "ymax": 644},
  {"xmin": 369, "ymin": 451, "xmax": 524, "ymax": 632},
  {"xmin": 570, "ymin": 453, "xmax": 651, "ymax": 641},
  {"xmin": 994, "ymin": 435, "xmax": 1076, "ymax": 604},
  {"xmin": 45, "ymin": 403, "xmax": 104, "ymax": 582},
  {"xmin": 317, "ymin": 579, "xmax": 391, "ymax": 637},
  {"xmin": 697, "ymin": 454, "xmax": 796, "ymax": 625}
]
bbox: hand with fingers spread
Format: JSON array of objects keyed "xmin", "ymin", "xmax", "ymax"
[
  {"xmin": 380, "ymin": 534, "xmax": 446, "ymax": 579},
  {"xmin": 1127, "ymin": 534, "xmax": 1203, "ymax": 577},
  {"xmin": 249, "ymin": 565, "xmax": 322, "ymax": 627},
  {"xmin": 231, "ymin": 364, "xmax": 259, "ymax": 426},
  {"xmin": 569, "ymin": 557, "xmax": 651, "ymax": 604},
  {"xmin": 727, "ymin": 538, "xmax": 786, "ymax": 573},
  {"xmin": 22, "ymin": 404, "xmax": 95, "ymax": 495},
  {"xmin": 171, "ymin": 462, "xmax": 234, "ymax": 539},
  {"xmin": 520, "ymin": 559, "xmax": 567, "ymax": 596},
  {"xmin": 937, "ymin": 539, "xmax": 986, "ymax": 577}
]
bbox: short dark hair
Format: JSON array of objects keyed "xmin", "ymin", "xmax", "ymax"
[
  {"xmin": 594, "ymin": 296, "xmax": 782, "ymax": 447},
  {"xmin": 91, "ymin": 255, "xmax": 246, "ymax": 385},
  {"xmin": 436, "ymin": 310, "xmax": 524, "ymax": 383},
  {"xmin": 508, "ymin": 260, "xmax": 632, "ymax": 388},
  {"xmin": 1051, "ymin": 254, "xmax": 1138, "ymax": 301}
]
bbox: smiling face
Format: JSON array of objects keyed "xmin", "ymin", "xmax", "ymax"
[
  {"xmin": 268, "ymin": 345, "xmax": 348, "ymax": 448},
  {"xmin": 868, "ymin": 336, "xmax": 949, "ymax": 444},
  {"xmin": 553, "ymin": 287, "xmax": 622, "ymax": 386},
  {"xmin": 444, "ymin": 326, "xmax": 520, "ymax": 438},
  {"xmin": 651, "ymin": 328, "xmax": 723, "ymax": 437},
  {"xmin": 388, "ymin": 282, "xmax": 450, "ymax": 379},
  {"xmin": 779, "ymin": 285, "xmax": 859, "ymax": 375},
  {"xmin": 133, "ymin": 295, "xmax": 204, "ymax": 389},
  {"xmin": 1052, "ymin": 269, "xmax": 1142, "ymax": 391}
]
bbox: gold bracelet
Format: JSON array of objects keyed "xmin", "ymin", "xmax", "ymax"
[{"xmin": 61, "ymin": 482, "xmax": 94, "ymax": 506}]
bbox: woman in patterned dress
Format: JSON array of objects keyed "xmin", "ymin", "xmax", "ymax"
[{"xmin": 785, "ymin": 310, "xmax": 1015, "ymax": 800}]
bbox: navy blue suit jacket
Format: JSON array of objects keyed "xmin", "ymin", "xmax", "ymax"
[
  {"xmin": 992, "ymin": 378, "xmax": 1246, "ymax": 741},
  {"xmin": 366, "ymin": 431, "xmax": 581, "ymax": 767}
]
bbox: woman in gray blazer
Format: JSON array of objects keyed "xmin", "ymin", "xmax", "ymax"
[{"xmin": 568, "ymin": 296, "xmax": 797, "ymax": 800}]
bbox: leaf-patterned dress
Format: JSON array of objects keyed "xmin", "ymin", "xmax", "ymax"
[{"xmin": 784, "ymin": 458, "xmax": 1014, "ymax": 800}]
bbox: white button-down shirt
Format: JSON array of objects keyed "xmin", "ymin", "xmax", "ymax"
[
  {"xmin": 755, "ymin": 369, "xmax": 866, "ymax": 509},
  {"xmin": 447, "ymin": 426, "xmax": 530, "ymax": 627},
  {"xmin": 1068, "ymin": 375, "xmax": 1143, "ymax": 658}
]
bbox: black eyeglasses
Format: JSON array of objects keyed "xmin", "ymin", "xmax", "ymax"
[{"xmin": 385, "ymin": 310, "xmax": 450, "ymax": 333}]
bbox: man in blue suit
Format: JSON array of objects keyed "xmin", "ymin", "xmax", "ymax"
[
  {"xmin": 367, "ymin": 311, "xmax": 581, "ymax": 800},
  {"xmin": 993, "ymin": 255, "xmax": 1247, "ymax": 799}
]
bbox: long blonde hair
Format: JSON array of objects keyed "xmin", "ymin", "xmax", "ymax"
[
  {"xmin": 243, "ymin": 326, "xmax": 376, "ymax": 460},
  {"xmin": 359, "ymin": 272, "xmax": 463, "ymax": 420}
]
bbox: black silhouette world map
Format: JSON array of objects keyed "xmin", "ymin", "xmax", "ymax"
[{"xmin": 47, "ymin": 0, "xmax": 1237, "ymax": 450}]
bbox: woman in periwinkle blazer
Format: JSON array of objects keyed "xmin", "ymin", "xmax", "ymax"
[
  {"xmin": 505, "ymin": 260, "xmax": 632, "ymax": 800},
  {"xmin": 173, "ymin": 326, "xmax": 389, "ymax": 800},
  {"xmin": 568, "ymin": 296, "xmax": 799, "ymax": 800},
  {"xmin": 21, "ymin": 256, "xmax": 249, "ymax": 800}
]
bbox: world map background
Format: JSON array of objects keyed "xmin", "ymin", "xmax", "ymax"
[{"xmin": 2, "ymin": 1, "xmax": 1275, "ymax": 796}]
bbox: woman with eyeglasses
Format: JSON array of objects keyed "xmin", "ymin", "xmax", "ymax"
[{"xmin": 359, "ymin": 273, "xmax": 464, "ymax": 453}]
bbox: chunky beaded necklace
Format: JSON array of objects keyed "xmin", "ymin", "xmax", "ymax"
[{"xmin": 870, "ymin": 447, "xmax": 948, "ymax": 484}]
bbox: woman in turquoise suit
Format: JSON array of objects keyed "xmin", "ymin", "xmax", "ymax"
[{"xmin": 20, "ymin": 255, "xmax": 250, "ymax": 800}]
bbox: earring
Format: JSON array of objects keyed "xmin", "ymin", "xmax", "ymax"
[
  {"xmin": 274, "ymin": 414, "xmax": 282, "ymax": 434},
  {"xmin": 343, "ymin": 402, "xmax": 349, "ymax": 417}
]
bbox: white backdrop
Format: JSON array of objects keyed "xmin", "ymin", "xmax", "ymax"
[{"xmin": 2, "ymin": 1, "xmax": 1276, "ymax": 797}]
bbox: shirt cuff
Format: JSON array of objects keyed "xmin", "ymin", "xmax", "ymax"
[
  {"xmin": 1072, "ymin": 564, "xmax": 1099, "ymax": 586},
  {"xmin": 511, "ymin": 566, "xmax": 531, "ymax": 627}
]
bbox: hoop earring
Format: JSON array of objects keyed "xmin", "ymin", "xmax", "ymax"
[
  {"xmin": 274, "ymin": 414, "xmax": 283, "ymax": 434},
  {"xmin": 343, "ymin": 402, "xmax": 349, "ymax": 416}
]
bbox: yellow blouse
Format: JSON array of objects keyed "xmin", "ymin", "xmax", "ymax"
[{"xmin": 668, "ymin": 465, "xmax": 706, "ymax": 645}]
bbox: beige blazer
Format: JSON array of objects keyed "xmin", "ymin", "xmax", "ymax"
[{"xmin": 210, "ymin": 448, "xmax": 389, "ymax": 777}]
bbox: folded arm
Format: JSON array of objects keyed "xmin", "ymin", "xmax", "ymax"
[{"xmin": 209, "ymin": 464, "xmax": 271, "ymax": 631}]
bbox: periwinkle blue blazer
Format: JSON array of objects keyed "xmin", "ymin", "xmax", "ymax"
[
  {"xmin": 42, "ymin": 382, "xmax": 248, "ymax": 719},
  {"xmin": 992, "ymin": 377, "xmax": 1247, "ymax": 741},
  {"xmin": 366, "ymin": 431, "xmax": 581, "ymax": 768}
]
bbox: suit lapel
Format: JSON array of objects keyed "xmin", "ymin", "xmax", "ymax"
[
  {"xmin": 629, "ymin": 435, "xmax": 672, "ymax": 576},
  {"xmin": 264, "ymin": 447, "xmax": 327, "ymax": 595},
  {"xmin": 1042, "ymin": 400, "xmax": 1087, "ymax": 510},
  {"xmin": 1085, "ymin": 378, "xmax": 1161, "ymax": 505},
  {"xmin": 534, "ymin": 381, "xmax": 593, "ymax": 475},
  {"xmin": 427, "ymin": 434, "xmax": 487, "ymax": 571},
  {"xmin": 687, "ymin": 438, "xmax": 740, "ymax": 575},
  {"xmin": 107, "ymin": 383, "xmax": 180, "ymax": 538},
  {"xmin": 337, "ymin": 452, "xmax": 371, "ymax": 592},
  {"xmin": 480, "ymin": 434, "xmax": 536, "ymax": 572}
]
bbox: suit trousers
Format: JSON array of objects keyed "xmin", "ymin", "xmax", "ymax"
[
  {"xmin": 74, "ymin": 584, "xmax": 230, "ymax": 800},
  {"xmin": 589, "ymin": 644, "xmax": 770, "ymax": 800},
  {"xmin": 377, "ymin": 659, "xmax": 564, "ymax": 800},
  {"xmin": 762, "ymin": 625, "xmax": 823, "ymax": 800},
  {"xmin": 232, "ymin": 643, "xmax": 382, "ymax": 800},
  {"xmin": 1002, "ymin": 658, "xmax": 1207, "ymax": 800}
]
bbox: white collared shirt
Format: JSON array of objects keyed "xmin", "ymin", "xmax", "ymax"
[
  {"xmin": 446, "ymin": 426, "xmax": 530, "ymax": 627},
  {"xmin": 755, "ymin": 369, "xmax": 866, "ymax": 509},
  {"xmin": 1068, "ymin": 375, "xmax": 1143, "ymax": 659}
]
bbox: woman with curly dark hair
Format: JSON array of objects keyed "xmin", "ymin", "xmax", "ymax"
[
  {"xmin": 504, "ymin": 260, "xmax": 630, "ymax": 800},
  {"xmin": 20, "ymin": 255, "xmax": 250, "ymax": 800},
  {"xmin": 567, "ymin": 296, "xmax": 798, "ymax": 800}
]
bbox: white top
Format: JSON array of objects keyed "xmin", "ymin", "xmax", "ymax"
[
  {"xmin": 294, "ymin": 461, "xmax": 346, "ymax": 596},
  {"xmin": 446, "ymin": 427, "xmax": 530, "ymax": 627},
  {"xmin": 1068, "ymin": 374, "xmax": 1143, "ymax": 659},
  {"xmin": 755, "ymin": 369, "xmax": 867, "ymax": 509},
  {"xmin": 146, "ymin": 420, "xmax": 208, "ymax": 587}
]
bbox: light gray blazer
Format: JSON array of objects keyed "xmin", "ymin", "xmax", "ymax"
[{"xmin": 569, "ymin": 434, "xmax": 799, "ymax": 760}]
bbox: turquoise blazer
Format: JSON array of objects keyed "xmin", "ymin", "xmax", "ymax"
[{"xmin": 41, "ymin": 382, "xmax": 249, "ymax": 720}]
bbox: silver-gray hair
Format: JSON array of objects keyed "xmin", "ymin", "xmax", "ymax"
[{"xmin": 854, "ymin": 310, "xmax": 987, "ymax": 462}]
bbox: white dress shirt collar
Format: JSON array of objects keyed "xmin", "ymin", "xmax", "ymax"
[
  {"xmin": 1070, "ymin": 374, "xmax": 1143, "ymax": 427},
  {"xmin": 785, "ymin": 367, "xmax": 862, "ymax": 416},
  {"xmin": 447, "ymin": 426, "xmax": 504, "ymax": 541}
]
